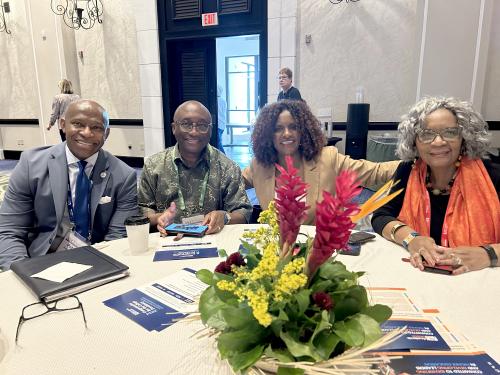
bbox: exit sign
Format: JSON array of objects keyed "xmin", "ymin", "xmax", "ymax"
[{"xmin": 201, "ymin": 12, "xmax": 218, "ymax": 27}]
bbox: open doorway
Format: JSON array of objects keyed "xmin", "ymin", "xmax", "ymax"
[{"xmin": 216, "ymin": 35, "xmax": 260, "ymax": 169}]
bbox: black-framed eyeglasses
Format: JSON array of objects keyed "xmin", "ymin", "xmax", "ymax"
[
  {"xmin": 416, "ymin": 127, "xmax": 462, "ymax": 144},
  {"xmin": 15, "ymin": 295, "xmax": 87, "ymax": 344},
  {"xmin": 174, "ymin": 121, "xmax": 212, "ymax": 134}
]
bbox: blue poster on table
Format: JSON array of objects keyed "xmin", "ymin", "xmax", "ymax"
[
  {"xmin": 378, "ymin": 320, "xmax": 450, "ymax": 351},
  {"xmin": 103, "ymin": 289, "xmax": 185, "ymax": 332},
  {"xmin": 153, "ymin": 247, "xmax": 219, "ymax": 261},
  {"xmin": 381, "ymin": 352, "xmax": 500, "ymax": 374}
]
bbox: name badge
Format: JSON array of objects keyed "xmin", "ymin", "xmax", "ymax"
[
  {"xmin": 55, "ymin": 230, "xmax": 90, "ymax": 252},
  {"xmin": 181, "ymin": 214, "xmax": 204, "ymax": 225}
]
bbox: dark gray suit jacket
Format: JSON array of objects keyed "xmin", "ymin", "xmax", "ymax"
[{"xmin": 0, "ymin": 142, "xmax": 138, "ymax": 270}]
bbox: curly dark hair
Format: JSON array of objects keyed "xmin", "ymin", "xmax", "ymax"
[{"xmin": 251, "ymin": 100, "xmax": 326, "ymax": 167}]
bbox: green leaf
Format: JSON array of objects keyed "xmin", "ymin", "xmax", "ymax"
[
  {"xmin": 294, "ymin": 289, "xmax": 311, "ymax": 316},
  {"xmin": 218, "ymin": 324, "xmax": 268, "ymax": 354},
  {"xmin": 217, "ymin": 248, "xmax": 228, "ymax": 258},
  {"xmin": 333, "ymin": 297, "xmax": 361, "ymax": 321},
  {"xmin": 318, "ymin": 262, "xmax": 354, "ymax": 281},
  {"xmin": 277, "ymin": 367, "xmax": 305, "ymax": 375},
  {"xmin": 199, "ymin": 287, "xmax": 226, "ymax": 328},
  {"xmin": 221, "ymin": 305, "xmax": 255, "ymax": 330},
  {"xmin": 354, "ymin": 314, "xmax": 382, "ymax": 346},
  {"xmin": 265, "ymin": 345, "xmax": 294, "ymax": 363},
  {"xmin": 309, "ymin": 310, "xmax": 331, "ymax": 343},
  {"xmin": 196, "ymin": 269, "xmax": 214, "ymax": 286},
  {"xmin": 280, "ymin": 331, "xmax": 321, "ymax": 361},
  {"xmin": 333, "ymin": 318, "xmax": 364, "ymax": 347},
  {"xmin": 313, "ymin": 331, "xmax": 341, "ymax": 360},
  {"xmin": 227, "ymin": 345, "xmax": 265, "ymax": 372},
  {"xmin": 361, "ymin": 304, "xmax": 392, "ymax": 323}
]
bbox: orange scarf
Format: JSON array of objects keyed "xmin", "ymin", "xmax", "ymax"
[{"xmin": 398, "ymin": 157, "xmax": 500, "ymax": 247}]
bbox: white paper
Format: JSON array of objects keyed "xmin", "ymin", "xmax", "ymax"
[{"xmin": 31, "ymin": 262, "xmax": 93, "ymax": 283}]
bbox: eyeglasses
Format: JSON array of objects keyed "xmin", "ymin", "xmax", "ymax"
[
  {"xmin": 278, "ymin": 75, "xmax": 290, "ymax": 81},
  {"xmin": 416, "ymin": 127, "xmax": 462, "ymax": 144},
  {"xmin": 15, "ymin": 296, "xmax": 87, "ymax": 344},
  {"xmin": 175, "ymin": 121, "xmax": 212, "ymax": 134},
  {"xmin": 274, "ymin": 124, "xmax": 298, "ymax": 134}
]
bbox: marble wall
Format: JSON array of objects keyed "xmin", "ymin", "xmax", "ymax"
[
  {"xmin": 0, "ymin": 0, "xmax": 38, "ymax": 118},
  {"xmin": 75, "ymin": 2, "xmax": 141, "ymax": 119},
  {"xmin": 298, "ymin": 0, "xmax": 418, "ymax": 122}
]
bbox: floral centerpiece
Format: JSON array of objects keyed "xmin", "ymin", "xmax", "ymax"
[{"xmin": 196, "ymin": 157, "xmax": 401, "ymax": 374}]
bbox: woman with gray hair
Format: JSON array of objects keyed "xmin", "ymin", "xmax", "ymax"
[
  {"xmin": 372, "ymin": 97, "xmax": 499, "ymax": 275},
  {"xmin": 46, "ymin": 79, "xmax": 80, "ymax": 141}
]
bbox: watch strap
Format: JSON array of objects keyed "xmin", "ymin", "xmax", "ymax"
[
  {"xmin": 223, "ymin": 211, "xmax": 231, "ymax": 225},
  {"xmin": 480, "ymin": 245, "xmax": 498, "ymax": 267},
  {"xmin": 402, "ymin": 232, "xmax": 420, "ymax": 250}
]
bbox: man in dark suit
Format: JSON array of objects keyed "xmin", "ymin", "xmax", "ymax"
[
  {"xmin": 277, "ymin": 67, "xmax": 302, "ymax": 101},
  {"xmin": 0, "ymin": 99, "xmax": 138, "ymax": 270}
]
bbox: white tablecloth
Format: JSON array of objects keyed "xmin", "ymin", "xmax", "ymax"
[{"xmin": 0, "ymin": 225, "xmax": 498, "ymax": 374}]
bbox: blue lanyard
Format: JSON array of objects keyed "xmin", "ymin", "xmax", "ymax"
[{"xmin": 66, "ymin": 173, "xmax": 92, "ymax": 240}]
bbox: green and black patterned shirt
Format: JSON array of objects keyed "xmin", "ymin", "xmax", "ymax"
[{"xmin": 138, "ymin": 144, "xmax": 252, "ymax": 223}]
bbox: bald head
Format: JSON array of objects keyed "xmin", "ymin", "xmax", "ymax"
[
  {"xmin": 173, "ymin": 100, "xmax": 211, "ymax": 123},
  {"xmin": 65, "ymin": 99, "xmax": 109, "ymax": 128}
]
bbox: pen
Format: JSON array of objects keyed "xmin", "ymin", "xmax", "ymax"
[{"xmin": 162, "ymin": 242, "xmax": 213, "ymax": 247}]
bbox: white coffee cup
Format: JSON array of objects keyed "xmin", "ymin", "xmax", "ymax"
[{"xmin": 124, "ymin": 215, "xmax": 150, "ymax": 255}]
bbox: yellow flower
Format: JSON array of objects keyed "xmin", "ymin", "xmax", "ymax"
[
  {"xmin": 274, "ymin": 258, "xmax": 307, "ymax": 301},
  {"xmin": 250, "ymin": 242, "xmax": 279, "ymax": 281},
  {"xmin": 246, "ymin": 287, "xmax": 272, "ymax": 327},
  {"xmin": 217, "ymin": 280, "xmax": 237, "ymax": 292}
]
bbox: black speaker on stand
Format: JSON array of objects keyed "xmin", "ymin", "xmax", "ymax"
[{"xmin": 345, "ymin": 103, "xmax": 370, "ymax": 159}]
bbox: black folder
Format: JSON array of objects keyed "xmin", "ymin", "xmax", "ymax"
[{"xmin": 11, "ymin": 246, "xmax": 129, "ymax": 302}]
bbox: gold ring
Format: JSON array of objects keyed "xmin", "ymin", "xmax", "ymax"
[
  {"xmin": 456, "ymin": 257, "xmax": 463, "ymax": 266},
  {"xmin": 418, "ymin": 248, "xmax": 424, "ymax": 255}
]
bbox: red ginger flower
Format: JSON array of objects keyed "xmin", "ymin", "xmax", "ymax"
[
  {"xmin": 306, "ymin": 170, "xmax": 361, "ymax": 276},
  {"xmin": 312, "ymin": 292, "xmax": 334, "ymax": 311},
  {"xmin": 275, "ymin": 156, "xmax": 310, "ymax": 253}
]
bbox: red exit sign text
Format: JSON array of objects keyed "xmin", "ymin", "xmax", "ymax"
[{"xmin": 201, "ymin": 12, "xmax": 218, "ymax": 27}]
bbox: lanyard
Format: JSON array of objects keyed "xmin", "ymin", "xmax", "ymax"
[
  {"xmin": 172, "ymin": 154, "xmax": 209, "ymax": 211},
  {"xmin": 66, "ymin": 173, "xmax": 92, "ymax": 240},
  {"xmin": 423, "ymin": 189, "xmax": 450, "ymax": 247}
]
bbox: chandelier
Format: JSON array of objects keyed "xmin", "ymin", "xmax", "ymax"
[
  {"xmin": 0, "ymin": 1, "xmax": 11, "ymax": 34},
  {"xmin": 50, "ymin": 0, "xmax": 103, "ymax": 30}
]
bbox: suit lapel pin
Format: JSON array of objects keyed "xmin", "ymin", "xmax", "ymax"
[{"xmin": 100, "ymin": 171, "xmax": 107, "ymax": 179}]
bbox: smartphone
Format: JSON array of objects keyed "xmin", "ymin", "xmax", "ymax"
[
  {"xmin": 348, "ymin": 231, "xmax": 376, "ymax": 245},
  {"xmin": 401, "ymin": 257, "xmax": 453, "ymax": 275},
  {"xmin": 164, "ymin": 223, "xmax": 208, "ymax": 237},
  {"xmin": 338, "ymin": 243, "xmax": 361, "ymax": 256}
]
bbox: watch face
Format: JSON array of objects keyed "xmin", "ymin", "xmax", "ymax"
[{"xmin": 224, "ymin": 212, "xmax": 231, "ymax": 225}]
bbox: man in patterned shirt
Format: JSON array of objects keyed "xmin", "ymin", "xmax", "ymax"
[{"xmin": 138, "ymin": 100, "xmax": 252, "ymax": 234}]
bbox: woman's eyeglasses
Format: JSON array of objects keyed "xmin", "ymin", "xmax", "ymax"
[
  {"xmin": 175, "ymin": 121, "xmax": 212, "ymax": 134},
  {"xmin": 15, "ymin": 296, "xmax": 87, "ymax": 344},
  {"xmin": 416, "ymin": 127, "xmax": 461, "ymax": 144}
]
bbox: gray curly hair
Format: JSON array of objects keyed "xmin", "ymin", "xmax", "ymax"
[{"xmin": 396, "ymin": 97, "xmax": 490, "ymax": 161}]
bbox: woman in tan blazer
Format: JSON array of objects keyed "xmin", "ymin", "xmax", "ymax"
[{"xmin": 243, "ymin": 100, "xmax": 400, "ymax": 225}]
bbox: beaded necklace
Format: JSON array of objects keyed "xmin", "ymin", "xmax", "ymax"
[{"xmin": 425, "ymin": 157, "xmax": 461, "ymax": 196}]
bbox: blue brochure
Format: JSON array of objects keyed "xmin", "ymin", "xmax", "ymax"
[
  {"xmin": 103, "ymin": 268, "xmax": 206, "ymax": 332},
  {"xmin": 380, "ymin": 352, "xmax": 500, "ymax": 374},
  {"xmin": 378, "ymin": 319, "xmax": 451, "ymax": 351},
  {"xmin": 153, "ymin": 247, "xmax": 219, "ymax": 261},
  {"xmin": 103, "ymin": 289, "xmax": 185, "ymax": 332}
]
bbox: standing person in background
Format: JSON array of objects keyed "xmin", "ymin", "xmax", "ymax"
[
  {"xmin": 217, "ymin": 85, "xmax": 227, "ymax": 154},
  {"xmin": 47, "ymin": 79, "xmax": 80, "ymax": 142},
  {"xmin": 277, "ymin": 67, "xmax": 302, "ymax": 101}
]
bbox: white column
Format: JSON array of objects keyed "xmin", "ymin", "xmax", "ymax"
[{"xmin": 132, "ymin": 0, "xmax": 165, "ymax": 157}]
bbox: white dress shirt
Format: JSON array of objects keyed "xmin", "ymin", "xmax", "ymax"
[{"xmin": 65, "ymin": 145, "xmax": 99, "ymax": 204}]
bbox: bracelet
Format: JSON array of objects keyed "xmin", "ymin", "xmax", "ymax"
[
  {"xmin": 390, "ymin": 223, "xmax": 407, "ymax": 242},
  {"xmin": 402, "ymin": 232, "xmax": 420, "ymax": 250},
  {"xmin": 480, "ymin": 245, "xmax": 498, "ymax": 267}
]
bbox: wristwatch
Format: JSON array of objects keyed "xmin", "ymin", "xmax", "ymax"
[
  {"xmin": 402, "ymin": 232, "xmax": 420, "ymax": 250},
  {"xmin": 223, "ymin": 211, "xmax": 231, "ymax": 225},
  {"xmin": 480, "ymin": 245, "xmax": 498, "ymax": 267}
]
